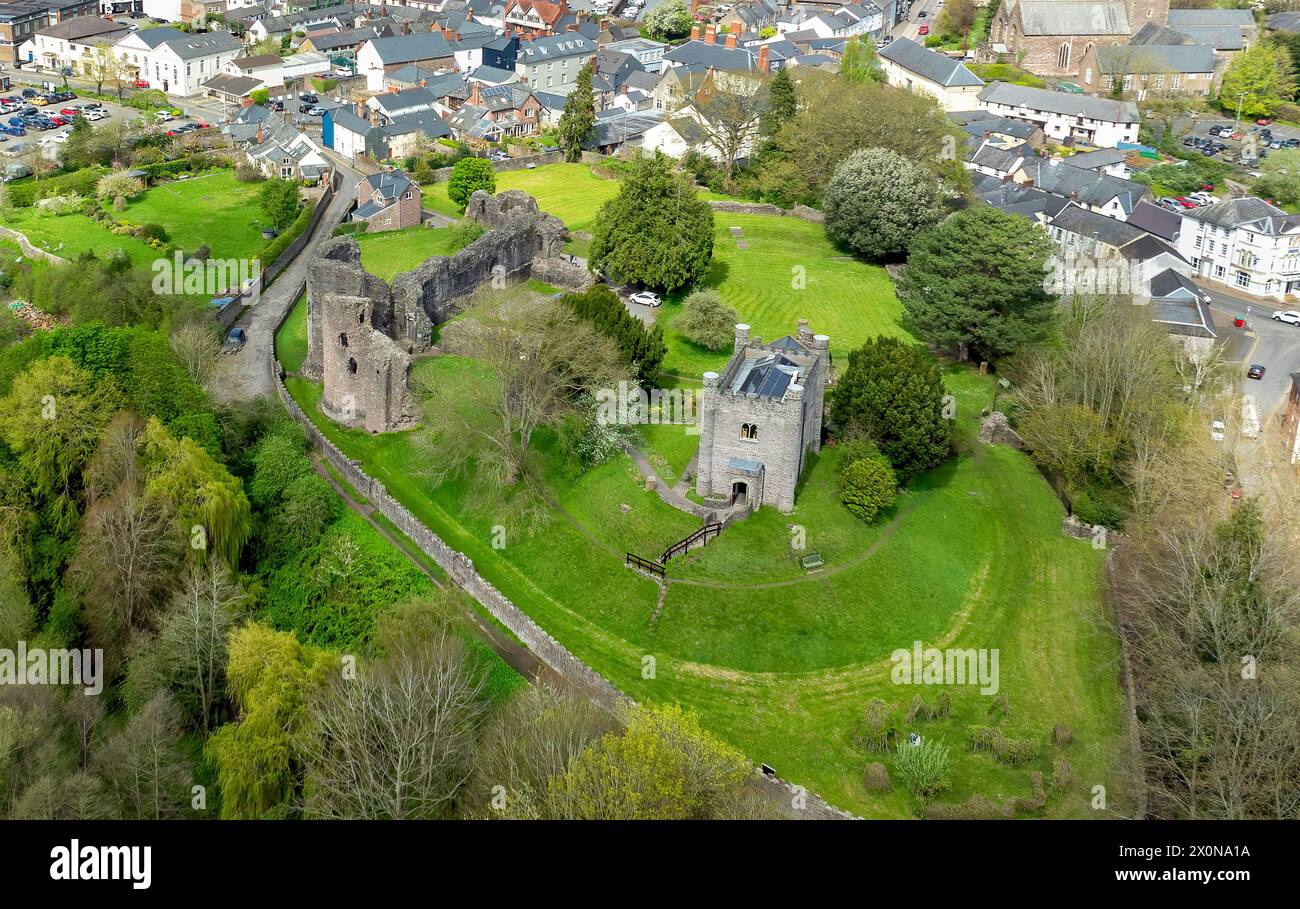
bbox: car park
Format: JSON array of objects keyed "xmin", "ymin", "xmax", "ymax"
[
  {"xmin": 1272, "ymin": 310, "xmax": 1300, "ymax": 325},
  {"xmin": 629, "ymin": 291, "xmax": 662, "ymax": 307}
]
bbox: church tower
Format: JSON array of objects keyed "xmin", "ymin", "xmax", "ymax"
[{"xmin": 1124, "ymin": 0, "xmax": 1170, "ymax": 31}]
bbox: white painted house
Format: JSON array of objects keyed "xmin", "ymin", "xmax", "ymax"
[
  {"xmin": 113, "ymin": 26, "xmax": 242, "ymax": 96},
  {"xmin": 977, "ymin": 81, "xmax": 1139, "ymax": 148},
  {"xmin": 877, "ymin": 37, "xmax": 984, "ymax": 112},
  {"xmin": 1177, "ymin": 197, "xmax": 1300, "ymax": 301}
]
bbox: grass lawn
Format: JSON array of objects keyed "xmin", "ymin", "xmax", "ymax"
[
  {"xmin": 278, "ymin": 291, "xmax": 308, "ymax": 372},
  {"xmin": 273, "ymin": 291, "xmax": 1128, "ymax": 817},
  {"xmin": 421, "ymin": 162, "xmax": 621, "ymax": 233},
  {"xmin": 355, "ymin": 225, "xmax": 474, "ymax": 281},
  {"xmin": 659, "ymin": 214, "xmax": 908, "ymax": 378},
  {"xmin": 2, "ymin": 206, "xmax": 158, "ymax": 267},
  {"xmin": 116, "ymin": 170, "xmax": 269, "ymax": 260}
]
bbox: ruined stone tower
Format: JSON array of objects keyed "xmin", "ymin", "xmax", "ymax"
[{"xmin": 304, "ymin": 189, "xmax": 594, "ymax": 433}]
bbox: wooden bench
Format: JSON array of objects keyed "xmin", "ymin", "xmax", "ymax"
[{"xmin": 800, "ymin": 552, "xmax": 824, "ymax": 571}]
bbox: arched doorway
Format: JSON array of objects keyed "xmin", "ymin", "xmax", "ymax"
[{"xmin": 731, "ymin": 481, "xmax": 748, "ymax": 506}]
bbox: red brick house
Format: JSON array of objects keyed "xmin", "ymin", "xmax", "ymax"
[
  {"xmin": 502, "ymin": 0, "xmax": 568, "ymax": 38},
  {"xmin": 353, "ymin": 170, "xmax": 422, "ymax": 233}
]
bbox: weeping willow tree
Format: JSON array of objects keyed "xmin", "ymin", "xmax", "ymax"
[{"xmin": 140, "ymin": 418, "xmax": 252, "ymax": 566}]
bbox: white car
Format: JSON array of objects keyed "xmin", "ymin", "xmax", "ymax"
[
  {"xmin": 1210, "ymin": 419, "xmax": 1226, "ymax": 442},
  {"xmin": 84, "ymin": 109, "xmax": 108, "ymax": 121},
  {"xmin": 1272, "ymin": 310, "xmax": 1300, "ymax": 325},
  {"xmin": 629, "ymin": 291, "xmax": 661, "ymax": 307},
  {"xmin": 156, "ymin": 110, "xmax": 175, "ymax": 122},
  {"xmin": 1187, "ymin": 192, "xmax": 1215, "ymax": 205}
]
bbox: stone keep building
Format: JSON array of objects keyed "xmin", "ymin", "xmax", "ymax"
[
  {"xmin": 695, "ymin": 321, "xmax": 830, "ymax": 513},
  {"xmin": 304, "ymin": 189, "xmax": 592, "ymax": 433}
]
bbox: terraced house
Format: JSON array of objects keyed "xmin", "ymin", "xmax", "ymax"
[
  {"xmin": 877, "ymin": 36, "xmax": 984, "ymax": 111},
  {"xmin": 978, "ymin": 81, "xmax": 1140, "ymax": 148}
]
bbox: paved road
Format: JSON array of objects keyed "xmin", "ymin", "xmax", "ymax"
[
  {"xmin": 217, "ymin": 158, "xmax": 362, "ymax": 402},
  {"xmin": 894, "ymin": 0, "xmax": 944, "ymax": 40},
  {"xmin": 1199, "ymin": 282, "xmax": 1300, "ymax": 418}
]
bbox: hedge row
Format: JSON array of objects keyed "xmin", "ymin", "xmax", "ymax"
[
  {"xmin": 138, "ymin": 155, "xmax": 232, "ymax": 181},
  {"xmin": 261, "ymin": 200, "xmax": 315, "ymax": 266},
  {"xmin": 8, "ymin": 166, "xmax": 108, "ymax": 207}
]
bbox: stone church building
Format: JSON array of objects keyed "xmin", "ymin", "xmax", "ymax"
[
  {"xmin": 989, "ymin": 0, "xmax": 1171, "ymax": 79},
  {"xmin": 695, "ymin": 321, "xmax": 830, "ymax": 513}
]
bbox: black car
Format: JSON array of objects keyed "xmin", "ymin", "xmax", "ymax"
[
  {"xmin": 299, "ymin": 92, "xmax": 318, "ymax": 104},
  {"xmin": 268, "ymin": 99, "xmax": 284, "ymax": 111},
  {"xmin": 1286, "ymin": 138, "xmax": 1300, "ymax": 148},
  {"xmin": 20, "ymin": 88, "xmax": 37, "ymax": 98}
]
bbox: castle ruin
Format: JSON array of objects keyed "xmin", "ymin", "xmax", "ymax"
[
  {"xmin": 303, "ymin": 189, "xmax": 593, "ymax": 432},
  {"xmin": 695, "ymin": 320, "xmax": 830, "ymax": 513}
]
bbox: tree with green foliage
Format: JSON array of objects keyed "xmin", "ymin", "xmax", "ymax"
[
  {"xmin": 840, "ymin": 37, "xmax": 884, "ymax": 83},
  {"xmin": 643, "ymin": 0, "xmax": 693, "ymax": 41},
  {"xmin": 258, "ymin": 178, "xmax": 301, "ymax": 231},
  {"xmin": 205, "ymin": 622, "xmax": 335, "ymax": 819},
  {"xmin": 839, "ymin": 450, "xmax": 897, "ymax": 523},
  {"xmin": 893, "ymin": 738, "xmax": 952, "ymax": 804},
  {"xmin": 557, "ymin": 60, "xmax": 597, "ymax": 162},
  {"xmin": 765, "ymin": 66, "xmax": 797, "ymax": 136},
  {"xmin": 561, "ymin": 284, "xmax": 666, "ymax": 385},
  {"xmin": 1220, "ymin": 41, "xmax": 1296, "ymax": 119},
  {"xmin": 897, "ymin": 206, "xmax": 1056, "ymax": 362},
  {"xmin": 446, "ymin": 156, "xmax": 496, "ymax": 209},
  {"xmin": 677, "ymin": 289, "xmax": 740, "ymax": 351},
  {"xmin": 823, "ymin": 148, "xmax": 946, "ymax": 261},
  {"xmin": 1253, "ymin": 147, "xmax": 1300, "ymax": 206},
  {"xmin": 834, "ymin": 337, "xmax": 952, "ymax": 483},
  {"xmin": 589, "ymin": 154, "xmax": 714, "ymax": 292},
  {"xmin": 547, "ymin": 703, "xmax": 751, "ymax": 819}
]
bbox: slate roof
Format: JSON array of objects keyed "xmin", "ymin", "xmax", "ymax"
[
  {"xmin": 129, "ymin": 28, "xmax": 242, "ymax": 59},
  {"xmin": 1050, "ymin": 202, "xmax": 1148, "ymax": 248},
  {"xmin": 371, "ymin": 86, "xmax": 438, "ymax": 114},
  {"xmin": 232, "ymin": 54, "xmax": 282, "ymax": 71},
  {"xmin": 1023, "ymin": 160, "xmax": 1149, "ymax": 214},
  {"xmin": 516, "ymin": 33, "xmax": 596, "ymax": 63},
  {"xmin": 878, "ymin": 36, "xmax": 983, "ymax": 87},
  {"xmin": 1183, "ymin": 197, "xmax": 1300, "ymax": 235},
  {"xmin": 202, "ymin": 73, "xmax": 264, "ymax": 97},
  {"xmin": 1096, "ymin": 43, "xmax": 1216, "ymax": 74},
  {"xmin": 980, "ymin": 81, "xmax": 1140, "ymax": 124},
  {"xmin": 1061, "ymin": 148, "xmax": 1126, "ymax": 170},
  {"xmin": 363, "ymin": 169, "xmax": 417, "ymax": 199},
  {"xmin": 1268, "ymin": 11, "xmax": 1300, "ymax": 32},
  {"xmin": 367, "ymin": 32, "xmax": 454, "ymax": 65},
  {"xmin": 1126, "ymin": 200, "xmax": 1182, "ymax": 242},
  {"xmin": 468, "ymin": 64, "xmax": 518, "ymax": 84},
  {"xmin": 664, "ymin": 40, "xmax": 763, "ymax": 72},
  {"xmin": 1017, "ymin": 1, "xmax": 1129, "ymax": 35},
  {"xmin": 1170, "ymin": 26, "xmax": 1247, "ymax": 50},
  {"xmin": 1166, "ymin": 9, "xmax": 1255, "ymax": 28}
]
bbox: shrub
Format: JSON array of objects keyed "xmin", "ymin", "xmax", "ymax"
[
  {"xmin": 136, "ymin": 223, "xmax": 170, "ymax": 243},
  {"xmin": 447, "ymin": 220, "xmax": 485, "ymax": 250},
  {"xmin": 1012, "ymin": 771, "xmax": 1047, "ymax": 814},
  {"xmin": 893, "ymin": 738, "xmax": 951, "ymax": 804},
  {"xmin": 823, "ymin": 147, "xmax": 945, "ymax": 261},
  {"xmin": 923, "ymin": 794, "xmax": 1013, "ymax": 819},
  {"xmin": 96, "ymin": 170, "xmax": 146, "ymax": 202},
  {"xmin": 839, "ymin": 452, "xmax": 896, "ymax": 523},
  {"xmin": 864, "ymin": 762, "xmax": 891, "ymax": 791},
  {"xmin": 677, "ymin": 289, "xmax": 739, "ymax": 351},
  {"xmin": 6, "ymin": 166, "xmax": 107, "ymax": 207},
  {"xmin": 858, "ymin": 698, "xmax": 896, "ymax": 752}
]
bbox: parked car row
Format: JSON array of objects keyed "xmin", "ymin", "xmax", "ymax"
[{"xmin": 1156, "ymin": 191, "xmax": 1217, "ymax": 212}]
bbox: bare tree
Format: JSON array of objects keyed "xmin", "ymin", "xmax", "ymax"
[
  {"xmin": 414, "ymin": 297, "xmax": 627, "ymax": 488},
  {"xmin": 688, "ymin": 71, "xmax": 769, "ymax": 188},
  {"xmin": 156, "ymin": 561, "xmax": 247, "ymax": 733},
  {"xmin": 299, "ymin": 632, "xmax": 489, "ymax": 819},
  {"xmin": 169, "ymin": 320, "xmax": 227, "ymax": 394},
  {"xmin": 93, "ymin": 693, "xmax": 193, "ymax": 820}
]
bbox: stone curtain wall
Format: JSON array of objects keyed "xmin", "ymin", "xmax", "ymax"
[
  {"xmin": 273, "ymin": 363, "xmax": 628, "ymax": 710},
  {"xmin": 706, "ymin": 200, "xmax": 825, "ymax": 223}
]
